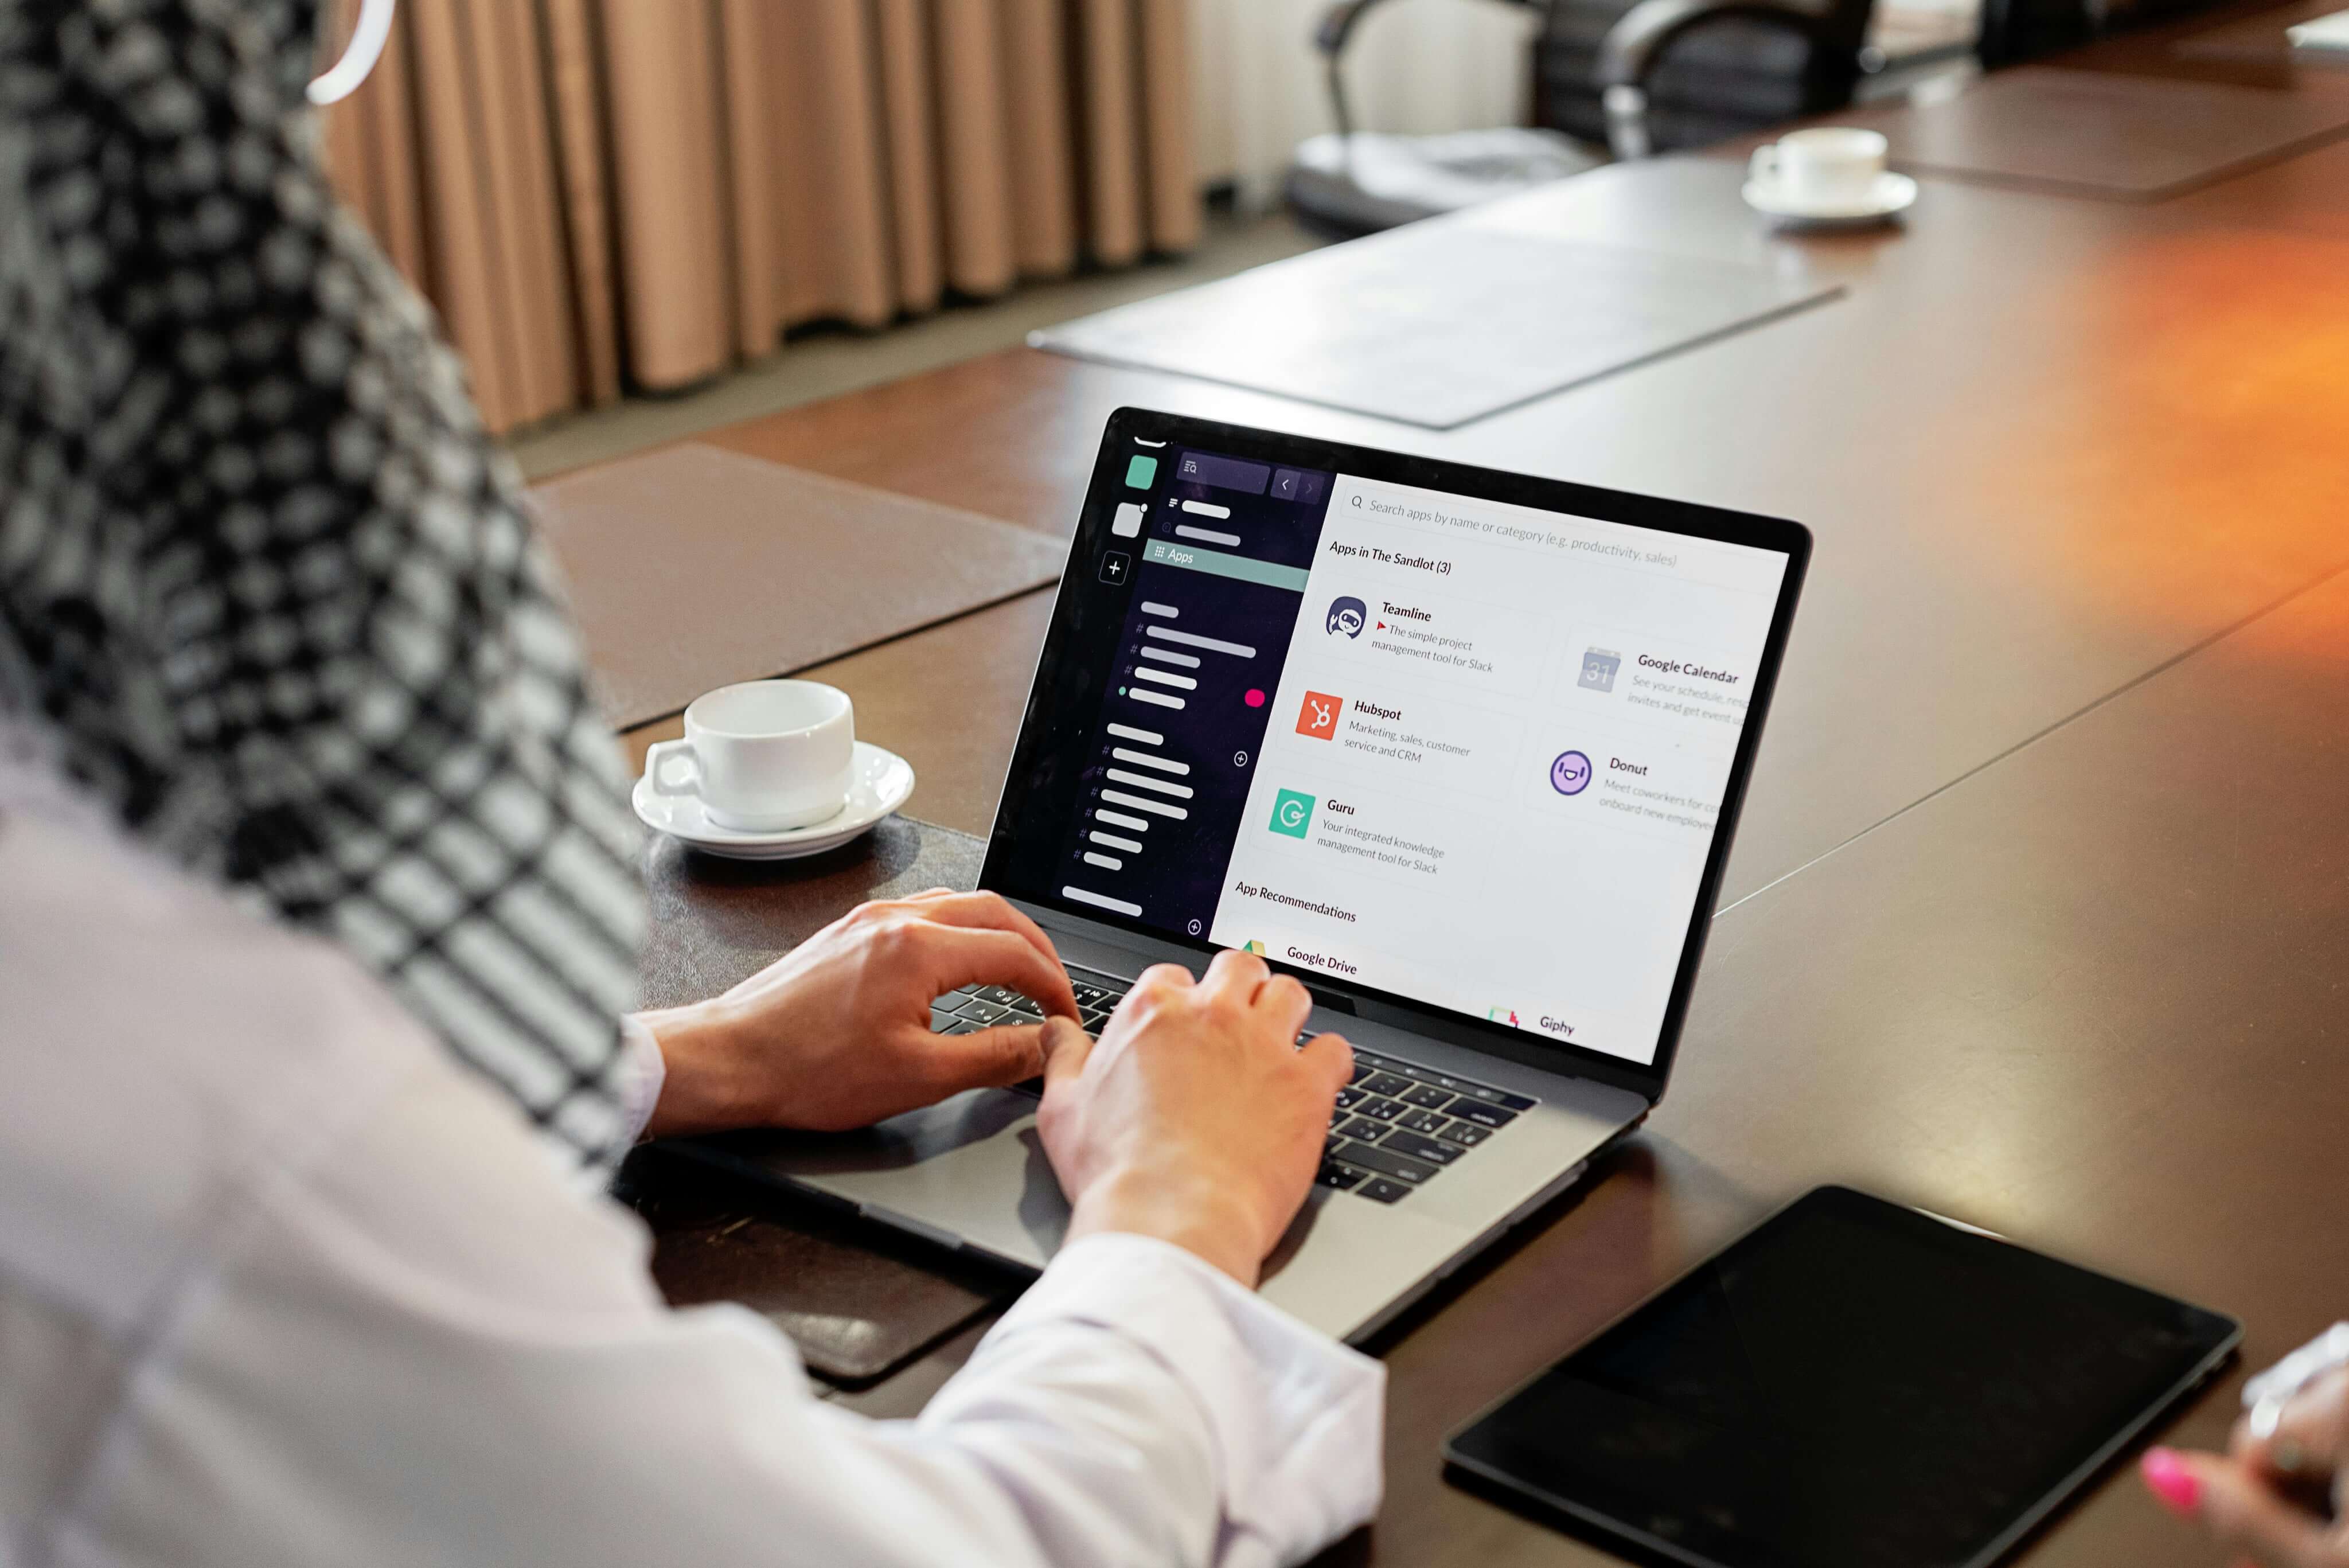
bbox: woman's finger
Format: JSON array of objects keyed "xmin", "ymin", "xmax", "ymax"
[
  {"xmin": 2237, "ymin": 1370, "xmax": 2349, "ymax": 1483},
  {"xmin": 2155, "ymin": 1448, "xmax": 2343, "ymax": 1568}
]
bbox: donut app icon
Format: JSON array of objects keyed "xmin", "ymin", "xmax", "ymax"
[{"xmin": 1550, "ymin": 750, "xmax": 1593, "ymax": 795}]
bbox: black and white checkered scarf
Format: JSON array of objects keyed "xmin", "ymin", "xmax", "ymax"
[{"xmin": 0, "ymin": 0, "xmax": 645, "ymax": 1168}]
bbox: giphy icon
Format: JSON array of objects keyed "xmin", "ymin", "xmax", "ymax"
[
  {"xmin": 1270, "ymin": 789, "xmax": 1316, "ymax": 838},
  {"xmin": 1488, "ymin": 1007, "xmax": 1521, "ymax": 1027},
  {"xmin": 1296, "ymin": 690, "xmax": 1343, "ymax": 740}
]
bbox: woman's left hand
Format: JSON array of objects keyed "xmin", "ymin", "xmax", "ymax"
[
  {"xmin": 2143, "ymin": 1368, "xmax": 2348, "ymax": 1567},
  {"xmin": 635, "ymin": 889, "xmax": 1082, "ymax": 1138}
]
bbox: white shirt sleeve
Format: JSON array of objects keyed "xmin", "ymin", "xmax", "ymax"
[
  {"xmin": 68, "ymin": 1012, "xmax": 1384, "ymax": 1568},
  {"xmin": 614, "ymin": 1013, "xmax": 668, "ymax": 1143}
]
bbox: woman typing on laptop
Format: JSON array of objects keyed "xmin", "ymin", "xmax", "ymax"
[{"xmin": 0, "ymin": 6, "xmax": 1376, "ymax": 1565}]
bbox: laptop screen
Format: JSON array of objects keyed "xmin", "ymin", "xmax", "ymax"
[{"xmin": 985, "ymin": 411, "xmax": 1805, "ymax": 1078}]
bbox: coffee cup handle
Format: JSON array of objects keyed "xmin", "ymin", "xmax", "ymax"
[
  {"xmin": 646, "ymin": 739, "xmax": 701, "ymax": 799},
  {"xmin": 1749, "ymin": 144, "xmax": 1780, "ymax": 188}
]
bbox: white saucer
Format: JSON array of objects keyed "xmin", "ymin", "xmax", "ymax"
[
  {"xmin": 1743, "ymin": 170, "xmax": 1918, "ymax": 228},
  {"xmin": 633, "ymin": 742, "xmax": 915, "ymax": 860}
]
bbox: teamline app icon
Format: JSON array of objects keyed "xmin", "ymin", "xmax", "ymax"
[
  {"xmin": 1296, "ymin": 691, "xmax": 1343, "ymax": 740},
  {"xmin": 1270, "ymin": 789, "xmax": 1316, "ymax": 838}
]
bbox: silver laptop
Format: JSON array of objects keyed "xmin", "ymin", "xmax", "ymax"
[{"xmin": 688, "ymin": 409, "xmax": 1810, "ymax": 1344}]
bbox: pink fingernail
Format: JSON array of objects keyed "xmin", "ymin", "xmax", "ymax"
[{"xmin": 2140, "ymin": 1448, "xmax": 2200, "ymax": 1518}]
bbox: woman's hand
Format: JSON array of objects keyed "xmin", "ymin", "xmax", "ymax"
[
  {"xmin": 2143, "ymin": 1368, "xmax": 2348, "ymax": 1567},
  {"xmin": 1035, "ymin": 949, "xmax": 1353, "ymax": 1288},
  {"xmin": 637, "ymin": 890, "xmax": 1081, "ymax": 1138}
]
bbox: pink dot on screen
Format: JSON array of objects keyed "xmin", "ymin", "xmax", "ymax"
[{"xmin": 1244, "ymin": 689, "xmax": 1266, "ymax": 708}]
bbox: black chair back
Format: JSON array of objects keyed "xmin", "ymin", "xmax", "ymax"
[{"xmin": 1536, "ymin": 0, "xmax": 1876, "ymax": 150}]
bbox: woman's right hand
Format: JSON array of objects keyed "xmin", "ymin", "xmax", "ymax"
[
  {"xmin": 1035, "ymin": 949, "xmax": 1354, "ymax": 1288},
  {"xmin": 2144, "ymin": 1367, "xmax": 2348, "ymax": 1566}
]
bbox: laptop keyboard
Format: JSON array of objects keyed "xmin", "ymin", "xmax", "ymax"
[{"xmin": 930, "ymin": 964, "xmax": 1538, "ymax": 1206}]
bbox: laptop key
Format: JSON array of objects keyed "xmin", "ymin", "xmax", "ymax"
[
  {"xmin": 1400, "ymin": 1085, "xmax": 1454, "ymax": 1110},
  {"xmin": 1334, "ymin": 1086, "xmax": 1368, "ymax": 1110},
  {"xmin": 939, "ymin": 1019, "xmax": 981, "ymax": 1036},
  {"xmin": 1348, "ymin": 1062, "xmax": 1372, "ymax": 1085},
  {"xmin": 1361, "ymin": 1072, "xmax": 1414, "ymax": 1098},
  {"xmin": 1341, "ymin": 1143, "xmax": 1441, "ymax": 1184},
  {"xmin": 1356, "ymin": 1177, "xmax": 1412, "ymax": 1204},
  {"xmin": 1079, "ymin": 1007, "xmax": 1111, "ymax": 1030},
  {"xmin": 958, "ymin": 999, "xmax": 1012, "ymax": 1026},
  {"xmin": 977, "ymin": 985, "xmax": 1024, "ymax": 1007},
  {"xmin": 1320, "ymin": 1162, "xmax": 1370, "ymax": 1191},
  {"xmin": 930, "ymin": 1007, "xmax": 958, "ymax": 1032},
  {"xmin": 1003, "ymin": 997, "xmax": 1045, "ymax": 1022},
  {"xmin": 1398, "ymin": 1108, "xmax": 1450, "ymax": 1137},
  {"xmin": 1354, "ymin": 1096, "xmax": 1406, "ymax": 1121},
  {"xmin": 1446, "ymin": 1102, "xmax": 1519, "ymax": 1131},
  {"xmin": 1380, "ymin": 1129, "xmax": 1462, "ymax": 1166},
  {"xmin": 1338, "ymin": 1115, "xmax": 1390, "ymax": 1141},
  {"xmin": 1437, "ymin": 1120, "xmax": 1490, "ymax": 1148}
]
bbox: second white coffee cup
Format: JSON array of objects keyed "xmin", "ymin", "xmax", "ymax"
[
  {"xmin": 647, "ymin": 680, "xmax": 854, "ymax": 832},
  {"xmin": 1750, "ymin": 127, "xmax": 1888, "ymax": 206}
]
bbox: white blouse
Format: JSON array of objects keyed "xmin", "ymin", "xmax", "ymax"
[{"xmin": 0, "ymin": 759, "xmax": 1384, "ymax": 1567}]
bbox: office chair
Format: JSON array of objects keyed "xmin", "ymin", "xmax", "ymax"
[{"xmin": 1287, "ymin": 0, "xmax": 1877, "ymax": 235}]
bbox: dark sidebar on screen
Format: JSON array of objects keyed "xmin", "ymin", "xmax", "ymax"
[{"xmin": 1047, "ymin": 444, "xmax": 1334, "ymax": 936}]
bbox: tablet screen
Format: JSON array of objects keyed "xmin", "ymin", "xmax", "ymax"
[{"xmin": 1445, "ymin": 1187, "xmax": 2239, "ymax": 1568}]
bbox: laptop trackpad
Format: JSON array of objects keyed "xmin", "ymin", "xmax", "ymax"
[
  {"xmin": 697, "ymin": 1088, "xmax": 1071, "ymax": 1270},
  {"xmin": 692, "ymin": 1085, "xmax": 1481, "ymax": 1341}
]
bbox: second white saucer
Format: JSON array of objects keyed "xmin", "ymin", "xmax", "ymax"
[
  {"xmin": 1743, "ymin": 170, "xmax": 1918, "ymax": 228},
  {"xmin": 634, "ymin": 741, "xmax": 914, "ymax": 860}
]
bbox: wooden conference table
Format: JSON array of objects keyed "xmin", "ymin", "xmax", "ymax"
[{"xmin": 603, "ymin": 6, "xmax": 2349, "ymax": 1562}]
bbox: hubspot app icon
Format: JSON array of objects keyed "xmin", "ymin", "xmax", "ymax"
[
  {"xmin": 1270, "ymin": 789, "xmax": 1316, "ymax": 838},
  {"xmin": 1296, "ymin": 691, "xmax": 1343, "ymax": 740}
]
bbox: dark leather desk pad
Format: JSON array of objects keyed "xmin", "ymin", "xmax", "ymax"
[
  {"xmin": 627, "ymin": 816, "xmax": 1018, "ymax": 1387},
  {"xmin": 533, "ymin": 444, "xmax": 1066, "ymax": 728},
  {"xmin": 1862, "ymin": 66, "xmax": 2349, "ymax": 198}
]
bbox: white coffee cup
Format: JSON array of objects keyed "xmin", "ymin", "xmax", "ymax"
[
  {"xmin": 1750, "ymin": 127, "xmax": 1888, "ymax": 206},
  {"xmin": 646, "ymin": 680, "xmax": 854, "ymax": 832}
]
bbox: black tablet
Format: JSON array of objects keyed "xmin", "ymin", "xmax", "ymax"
[{"xmin": 1443, "ymin": 1187, "xmax": 2239, "ymax": 1568}]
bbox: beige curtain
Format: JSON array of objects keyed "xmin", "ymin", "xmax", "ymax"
[{"xmin": 319, "ymin": 1, "xmax": 1201, "ymax": 433}]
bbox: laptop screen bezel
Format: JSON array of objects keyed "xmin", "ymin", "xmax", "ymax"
[{"xmin": 979, "ymin": 407, "xmax": 1812, "ymax": 1105}]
